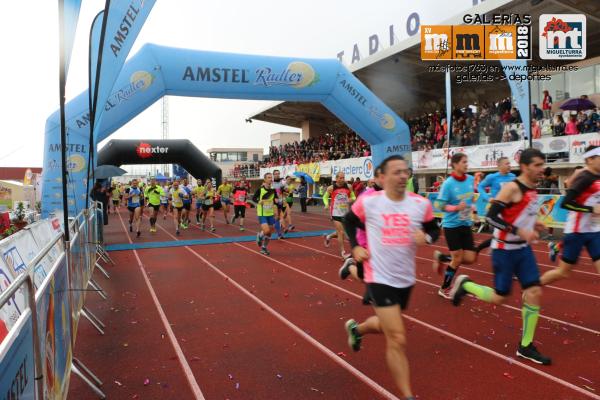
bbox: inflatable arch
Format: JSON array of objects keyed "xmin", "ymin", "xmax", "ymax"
[
  {"xmin": 97, "ymin": 139, "xmax": 221, "ymax": 183},
  {"xmin": 42, "ymin": 44, "xmax": 411, "ymax": 217}
]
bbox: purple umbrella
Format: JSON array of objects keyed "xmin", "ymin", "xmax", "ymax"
[{"xmin": 559, "ymin": 98, "xmax": 596, "ymax": 111}]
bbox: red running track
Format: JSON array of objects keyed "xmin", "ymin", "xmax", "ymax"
[{"xmin": 67, "ymin": 204, "xmax": 600, "ymax": 399}]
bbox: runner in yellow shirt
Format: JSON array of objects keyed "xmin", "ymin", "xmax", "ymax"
[
  {"xmin": 169, "ymin": 180, "xmax": 186, "ymax": 236},
  {"xmin": 145, "ymin": 178, "xmax": 165, "ymax": 233},
  {"xmin": 193, "ymin": 179, "xmax": 206, "ymax": 225},
  {"xmin": 201, "ymin": 179, "xmax": 217, "ymax": 232},
  {"xmin": 217, "ymin": 177, "xmax": 234, "ymax": 224}
]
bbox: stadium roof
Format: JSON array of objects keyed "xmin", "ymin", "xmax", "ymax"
[{"xmin": 249, "ymin": 0, "xmax": 600, "ymax": 129}]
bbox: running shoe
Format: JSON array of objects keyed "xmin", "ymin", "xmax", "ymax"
[
  {"xmin": 449, "ymin": 275, "xmax": 471, "ymax": 306},
  {"xmin": 432, "ymin": 250, "xmax": 444, "ymax": 275},
  {"xmin": 548, "ymin": 241, "xmax": 560, "ymax": 262},
  {"xmin": 256, "ymin": 232, "xmax": 263, "ymax": 247},
  {"xmin": 210, "ymin": 227, "xmax": 216, "ymax": 232},
  {"xmin": 517, "ymin": 343, "xmax": 552, "ymax": 365},
  {"xmin": 129, "ymin": 224, "xmax": 133, "ymax": 232},
  {"xmin": 239, "ymin": 226, "xmax": 245, "ymax": 231},
  {"xmin": 288, "ymin": 225, "xmax": 295, "ymax": 231},
  {"xmin": 136, "ymin": 231, "xmax": 141, "ymax": 238},
  {"xmin": 323, "ymin": 234, "xmax": 330, "ymax": 248},
  {"xmin": 176, "ymin": 229, "xmax": 180, "ymax": 236},
  {"xmin": 231, "ymin": 216, "xmax": 237, "ymax": 224},
  {"xmin": 260, "ymin": 248, "xmax": 270, "ymax": 256},
  {"xmin": 283, "ymin": 227, "xmax": 289, "ymax": 234},
  {"xmin": 437, "ymin": 287, "xmax": 453, "ymax": 300},
  {"xmin": 339, "ymin": 257, "xmax": 355, "ymax": 280},
  {"xmin": 344, "ymin": 319, "xmax": 362, "ymax": 352},
  {"xmin": 341, "ymin": 251, "xmax": 351, "ymax": 259},
  {"xmin": 183, "ymin": 222, "xmax": 189, "ymax": 230}
]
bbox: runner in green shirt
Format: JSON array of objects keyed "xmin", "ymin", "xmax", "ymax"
[
  {"xmin": 144, "ymin": 178, "xmax": 165, "ymax": 233},
  {"xmin": 252, "ymin": 172, "xmax": 279, "ymax": 256}
]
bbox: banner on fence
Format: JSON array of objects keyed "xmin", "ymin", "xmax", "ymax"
[
  {"xmin": 35, "ymin": 254, "xmax": 73, "ymax": 399},
  {"xmin": 296, "ymin": 162, "xmax": 321, "ymax": 182},
  {"xmin": 426, "ymin": 193, "xmax": 568, "ymax": 228},
  {"xmin": 0, "ymin": 259, "xmax": 24, "ymax": 332},
  {"xmin": 0, "ymin": 309, "xmax": 35, "ymax": 400}
]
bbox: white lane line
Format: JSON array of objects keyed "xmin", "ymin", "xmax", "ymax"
[{"xmin": 116, "ymin": 212, "xmax": 206, "ymax": 400}]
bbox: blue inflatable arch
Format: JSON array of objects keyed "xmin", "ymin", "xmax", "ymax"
[{"xmin": 42, "ymin": 44, "xmax": 411, "ymax": 217}]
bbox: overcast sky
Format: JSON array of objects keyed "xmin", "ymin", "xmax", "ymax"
[{"xmin": 0, "ymin": 0, "xmax": 477, "ymax": 167}]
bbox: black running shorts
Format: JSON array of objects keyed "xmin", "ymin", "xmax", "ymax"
[
  {"xmin": 234, "ymin": 205, "xmax": 246, "ymax": 218},
  {"xmin": 367, "ymin": 283, "xmax": 413, "ymax": 309},
  {"xmin": 444, "ymin": 226, "xmax": 476, "ymax": 252}
]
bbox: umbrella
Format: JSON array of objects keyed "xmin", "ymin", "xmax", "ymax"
[
  {"xmin": 155, "ymin": 174, "xmax": 169, "ymax": 181},
  {"xmin": 559, "ymin": 98, "xmax": 596, "ymax": 112},
  {"xmin": 293, "ymin": 171, "xmax": 314, "ymax": 184},
  {"xmin": 94, "ymin": 165, "xmax": 127, "ymax": 179}
]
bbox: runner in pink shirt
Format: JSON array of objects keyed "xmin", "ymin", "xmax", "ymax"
[{"xmin": 343, "ymin": 155, "xmax": 439, "ymax": 400}]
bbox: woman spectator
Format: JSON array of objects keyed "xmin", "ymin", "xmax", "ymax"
[
  {"xmin": 532, "ymin": 118, "xmax": 542, "ymax": 139},
  {"xmin": 553, "ymin": 115, "xmax": 566, "ymax": 136},
  {"xmin": 565, "ymin": 115, "xmax": 579, "ymax": 135}
]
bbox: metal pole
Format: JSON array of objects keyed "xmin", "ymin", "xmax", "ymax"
[
  {"xmin": 58, "ymin": 0, "xmax": 70, "ymax": 241},
  {"xmin": 528, "ymin": 79, "xmax": 533, "ymax": 149}
]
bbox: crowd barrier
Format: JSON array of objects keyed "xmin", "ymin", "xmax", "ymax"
[
  {"xmin": 0, "ymin": 202, "xmax": 108, "ymax": 399},
  {"xmin": 424, "ymin": 192, "xmax": 568, "ymax": 228}
]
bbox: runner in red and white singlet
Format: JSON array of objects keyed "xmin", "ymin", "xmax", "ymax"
[
  {"xmin": 542, "ymin": 145, "xmax": 600, "ymax": 284},
  {"xmin": 323, "ymin": 171, "xmax": 355, "ymax": 258},
  {"xmin": 343, "ymin": 156, "xmax": 439, "ymax": 400},
  {"xmin": 451, "ymin": 148, "xmax": 551, "ymax": 366}
]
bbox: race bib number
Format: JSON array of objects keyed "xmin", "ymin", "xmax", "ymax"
[
  {"xmin": 204, "ymin": 199, "xmax": 213, "ymax": 205},
  {"xmin": 262, "ymin": 201, "xmax": 273, "ymax": 212},
  {"xmin": 238, "ymin": 195, "xmax": 246, "ymax": 202},
  {"xmin": 132, "ymin": 195, "xmax": 140, "ymax": 204},
  {"xmin": 459, "ymin": 207, "xmax": 472, "ymax": 221}
]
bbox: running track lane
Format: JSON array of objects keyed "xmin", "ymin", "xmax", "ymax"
[
  {"xmin": 66, "ymin": 214, "xmax": 197, "ymax": 399},
  {"xmin": 147, "ymin": 215, "xmax": 596, "ymax": 399},
  {"xmin": 200, "ymin": 207, "xmax": 600, "ymax": 333},
  {"xmin": 121, "ymin": 223, "xmax": 401, "ymax": 398}
]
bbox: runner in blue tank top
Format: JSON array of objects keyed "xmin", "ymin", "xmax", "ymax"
[
  {"xmin": 476, "ymin": 157, "xmax": 517, "ymax": 252},
  {"xmin": 432, "ymin": 153, "xmax": 483, "ymax": 298},
  {"xmin": 477, "ymin": 157, "xmax": 517, "ymax": 202}
]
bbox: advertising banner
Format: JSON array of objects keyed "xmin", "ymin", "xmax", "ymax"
[
  {"xmin": 0, "ymin": 310, "xmax": 35, "ymax": 400},
  {"xmin": 569, "ymin": 133, "xmax": 600, "ymax": 164},
  {"xmin": 35, "ymin": 255, "xmax": 73, "ymax": 400},
  {"xmin": 426, "ymin": 193, "xmax": 569, "ymax": 227},
  {"xmin": 295, "ymin": 162, "xmax": 321, "ymax": 182},
  {"xmin": 329, "ymin": 157, "xmax": 374, "ymax": 180},
  {"xmin": 0, "ymin": 257, "xmax": 25, "ymax": 331}
]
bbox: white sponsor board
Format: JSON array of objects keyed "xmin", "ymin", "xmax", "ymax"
[{"xmin": 329, "ymin": 157, "xmax": 374, "ymax": 180}]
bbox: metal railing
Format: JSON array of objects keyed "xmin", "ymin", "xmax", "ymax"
[{"xmin": 0, "ymin": 202, "xmax": 107, "ymax": 399}]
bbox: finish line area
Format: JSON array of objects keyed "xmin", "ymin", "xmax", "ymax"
[{"xmin": 67, "ymin": 205, "xmax": 600, "ymax": 400}]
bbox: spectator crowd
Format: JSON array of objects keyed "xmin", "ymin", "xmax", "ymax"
[
  {"xmin": 261, "ymin": 95, "xmax": 599, "ymax": 168},
  {"xmin": 231, "ymin": 163, "xmax": 260, "ymax": 178}
]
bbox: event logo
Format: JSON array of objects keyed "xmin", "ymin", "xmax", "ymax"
[
  {"xmin": 110, "ymin": 1, "xmax": 143, "ymax": 57},
  {"xmin": 421, "ymin": 23, "xmax": 530, "ymax": 60},
  {"xmin": 130, "ymin": 71, "xmax": 154, "ymax": 91},
  {"xmin": 454, "ymin": 26, "xmax": 484, "ymax": 59},
  {"xmin": 254, "ymin": 62, "xmax": 317, "ymax": 89},
  {"xmin": 421, "ymin": 26, "xmax": 452, "ymax": 60},
  {"xmin": 136, "ymin": 142, "xmax": 169, "ymax": 159},
  {"xmin": 66, "ymin": 155, "xmax": 85, "ymax": 173},
  {"xmin": 539, "ymin": 14, "xmax": 586, "ymax": 59},
  {"xmin": 363, "ymin": 158, "xmax": 373, "ymax": 178},
  {"xmin": 550, "ymin": 139, "xmax": 567, "ymax": 151},
  {"xmin": 339, "ymin": 80, "xmax": 367, "ymax": 106},
  {"xmin": 182, "ymin": 66, "xmax": 250, "ymax": 83},
  {"xmin": 71, "ymin": 71, "xmax": 154, "ymax": 130},
  {"xmin": 380, "ymin": 113, "xmax": 396, "ymax": 130}
]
